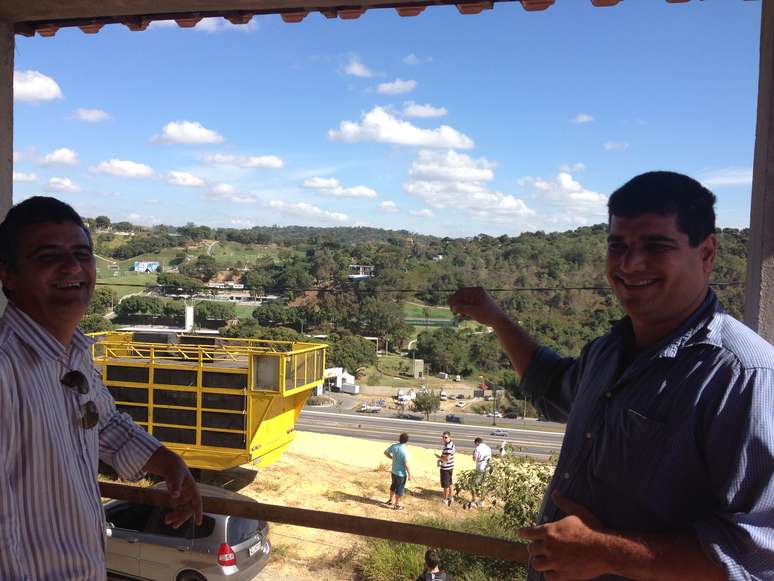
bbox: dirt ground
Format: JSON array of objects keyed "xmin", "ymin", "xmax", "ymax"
[{"xmin": 204, "ymin": 431, "xmax": 476, "ymax": 580}]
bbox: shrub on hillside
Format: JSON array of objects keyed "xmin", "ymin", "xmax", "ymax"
[{"xmin": 355, "ymin": 513, "xmax": 527, "ymax": 581}]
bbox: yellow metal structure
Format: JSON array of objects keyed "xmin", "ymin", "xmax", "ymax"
[{"xmin": 90, "ymin": 332, "xmax": 326, "ymax": 471}]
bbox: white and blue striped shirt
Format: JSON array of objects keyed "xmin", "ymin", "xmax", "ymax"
[
  {"xmin": 522, "ymin": 290, "xmax": 774, "ymax": 580},
  {"xmin": 0, "ymin": 303, "xmax": 161, "ymax": 580}
]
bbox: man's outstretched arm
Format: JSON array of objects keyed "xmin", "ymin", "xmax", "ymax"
[
  {"xmin": 518, "ymin": 492, "xmax": 725, "ymax": 581},
  {"xmin": 448, "ymin": 287, "xmax": 538, "ymax": 376}
]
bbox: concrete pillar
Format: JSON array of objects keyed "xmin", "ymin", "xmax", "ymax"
[
  {"xmin": 0, "ymin": 21, "xmax": 12, "ymax": 219},
  {"xmin": 0, "ymin": 21, "xmax": 12, "ymax": 315},
  {"xmin": 745, "ymin": 0, "xmax": 774, "ymax": 344}
]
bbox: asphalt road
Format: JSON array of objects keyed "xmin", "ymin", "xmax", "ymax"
[{"xmin": 297, "ymin": 409, "xmax": 564, "ymax": 458}]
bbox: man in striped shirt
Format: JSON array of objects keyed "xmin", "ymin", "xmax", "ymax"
[
  {"xmin": 0, "ymin": 197, "xmax": 203, "ymax": 580},
  {"xmin": 436, "ymin": 431, "xmax": 455, "ymax": 506}
]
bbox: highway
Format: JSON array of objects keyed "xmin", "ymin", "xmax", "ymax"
[{"xmin": 297, "ymin": 409, "xmax": 564, "ymax": 458}]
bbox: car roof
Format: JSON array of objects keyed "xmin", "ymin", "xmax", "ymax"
[{"xmin": 150, "ymin": 482, "xmax": 257, "ymax": 503}]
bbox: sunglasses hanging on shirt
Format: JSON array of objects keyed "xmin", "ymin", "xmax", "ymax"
[{"xmin": 61, "ymin": 370, "xmax": 99, "ymax": 429}]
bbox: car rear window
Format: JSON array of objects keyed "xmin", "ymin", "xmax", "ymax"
[
  {"xmin": 227, "ymin": 517, "xmax": 260, "ymax": 545},
  {"xmin": 149, "ymin": 512, "xmax": 216, "ymax": 539}
]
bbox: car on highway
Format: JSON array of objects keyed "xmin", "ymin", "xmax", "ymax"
[
  {"xmin": 455, "ymin": 401, "xmax": 466, "ymax": 408},
  {"xmin": 358, "ymin": 403, "xmax": 381, "ymax": 413},
  {"xmin": 485, "ymin": 411, "xmax": 503, "ymax": 418},
  {"xmin": 491, "ymin": 428, "xmax": 508, "ymax": 437},
  {"xmin": 445, "ymin": 413, "xmax": 463, "ymax": 424},
  {"xmin": 104, "ymin": 483, "xmax": 270, "ymax": 581}
]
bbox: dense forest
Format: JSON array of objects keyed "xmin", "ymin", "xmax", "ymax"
[{"xmin": 84, "ymin": 216, "xmax": 748, "ymax": 383}]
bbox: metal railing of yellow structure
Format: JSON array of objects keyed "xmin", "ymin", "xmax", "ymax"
[{"xmin": 100, "ymin": 482, "xmax": 529, "ymax": 564}]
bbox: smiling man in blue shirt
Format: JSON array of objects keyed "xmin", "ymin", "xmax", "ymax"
[{"xmin": 449, "ymin": 171, "xmax": 774, "ymax": 581}]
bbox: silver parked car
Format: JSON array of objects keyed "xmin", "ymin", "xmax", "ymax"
[{"xmin": 104, "ymin": 483, "xmax": 270, "ymax": 581}]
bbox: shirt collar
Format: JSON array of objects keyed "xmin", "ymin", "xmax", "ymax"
[
  {"xmin": 610, "ymin": 289, "xmax": 722, "ymax": 360},
  {"xmin": 4, "ymin": 302, "xmax": 91, "ymax": 361}
]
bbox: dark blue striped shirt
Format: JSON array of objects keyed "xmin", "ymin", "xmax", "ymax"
[
  {"xmin": 522, "ymin": 291, "xmax": 774, "ymax": 580},
  {"xmin": 0, "ymin": 303, "xmax": 161, "ymax": 580}
]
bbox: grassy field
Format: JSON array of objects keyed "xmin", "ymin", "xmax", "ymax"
[
  {"xmin": 235, "ymin": 304, "xmax": 255, "ymax": 319},
  {"xmin": 96, "ymin": 272, "xmax": 157, "ymax": 299},
  {"xmin": 402, "ymin": 302, "xmax": 454, "ymax": 320}
]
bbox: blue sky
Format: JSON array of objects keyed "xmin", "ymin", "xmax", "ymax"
[{"xmin": 11, "ymin": 0, "xmax": 760, "ymax": 237}]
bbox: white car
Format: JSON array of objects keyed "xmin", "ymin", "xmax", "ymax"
[
  {"xmin": 485, "ymin": 411, "xmax": 503, "ymax": 418},
  {"xmin": 455, "ymin": 401, "xmax": 466, "ymax": 408},
  {"xmin": 491, "ymin": 428, "xmax": 508, "ymax": 437}
]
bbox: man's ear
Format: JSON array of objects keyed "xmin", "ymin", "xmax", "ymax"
[
  {"xmin": 0, "ymin": 260, "xmax": 16, "ymax": 296},
  {"xmin": 701, "ymin": 234, "xmax": 718, "ymax": 273}
]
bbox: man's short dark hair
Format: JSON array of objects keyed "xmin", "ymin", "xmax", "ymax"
[
  {"xmin": 0, "ymin": 196, "xmax": 91, "ymax": 265},
  {"xmin": 442, "ymin": 431, "xmax": 451, "ymax": 437},
  {"xmin": 399, "ymin": 432, "xmax": 409, "ymax": 444},
  {"xmin": 474, "ymin": 437, "xmax": 483, "ymax": 445},
  {"xmin": 424, "ymin": 549, "xmax": 440, "ymax": 569},
  {"xmin": 608, "ymin": 171, "xmax": 716, "ymax": 247}
]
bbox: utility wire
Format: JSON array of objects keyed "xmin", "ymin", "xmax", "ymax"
[{"xmin": 95, "ymin": 281, "xmax": 745, "ymax": 293}]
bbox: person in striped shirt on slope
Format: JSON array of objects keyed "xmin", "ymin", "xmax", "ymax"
[
  {"xmin": 0, "ymin": 197, "xmax": 203, "ymax": 581},
  {"xmin": 435, "ymin": 431, "xmax": 455, "ymax": 506}
]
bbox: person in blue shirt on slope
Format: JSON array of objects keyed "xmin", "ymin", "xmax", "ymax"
[{"xmin": 384, "ymin": 432, "xmax": 413, "ymax": 511}]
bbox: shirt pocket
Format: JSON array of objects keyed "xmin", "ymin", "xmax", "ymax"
[{"xmin": 593, "ymin": 407, "xmax": 669, "ymax": 498}]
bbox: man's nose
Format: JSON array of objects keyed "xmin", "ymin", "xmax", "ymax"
[
  {"xmin": 619, "ymin": 247, "xmax": 646, "ymax": 272},
  {"xmin": 58, "ymin": 253, "xmax": 83, "ymax": 272}
]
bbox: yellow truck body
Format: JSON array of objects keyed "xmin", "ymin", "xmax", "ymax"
[{"xmin": 90, "ymin": 332, "xmax": 326, "ymax": 471}]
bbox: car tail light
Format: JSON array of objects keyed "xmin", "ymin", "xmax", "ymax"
[{"xmin": 217, "ymin": 543, "xmax": 236, "ymax": 567}]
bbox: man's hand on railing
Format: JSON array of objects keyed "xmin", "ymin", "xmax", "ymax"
[
  {"xmin": 518, "ymin": 491, "xmax": 606, "ymax": 581},
  {"xmin": 143, "ymin": 446, "xmax": 203, "ymax": 528}
]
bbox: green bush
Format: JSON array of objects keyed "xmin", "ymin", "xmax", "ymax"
[{"xmin": 355, "ymin": 513, "xmax": 527, "ymax": 581}]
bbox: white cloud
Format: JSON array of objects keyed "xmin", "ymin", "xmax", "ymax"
[
  {"xmin": 166, "ymin": 171, "xmax": 205, "ymax": 187},
  {"xmin": 303, "ymin": 177, "xmax": 378, "ymax": 198},
  {"xmin": 202, "ymin": 183, "xmax": 259, "ymax": 204},
  {"xmin": 517, "ymin": 172, "xmax": 607, "ymax": 227},
  {"xmin": 404, "ymin": 149, "xmax": 534, "ymax": 224},
  {"xmin": 230, "ymin": 218, "xmax": 255, "ymax": 227},
  {"xmin": 698, "ymin": 167, "xmax": 753, "ymax": 188},
  {"xmin": 377, "ymin": 78, "xmax": 417, "ymax": 95},
  {"xmin": 12, "ymin": 172, "xmax": 38, "ymax": 182},
  {"xmin": 13, "ymin": 151, "xmax": 21, "ymax": 163},
  {"xmin": 329, "ymin": 107, "xmax": 474, "ymax": 149},
  {"xmin": 14, "ymin": 70, "xmax": 63, "ymax": 102},
  {"xmin": 203, "ymin": 153, "xmax": 283, "ymax": 169},
  {"xmin": 268, "ymin": 200, "xmax": 349, "ymax": 223},
  {"xmin": 46, "ymin": 177, "xmax": 81, "ymax": 193},
  {"xmin": 379, "ymin": 200, "xmax": 400, "ymax": 213},
  {"xmin": 126, "ymin": 212, "xmax": 159, "ymax": 227},
  {"xmin": 72, "ymin": 108, "xmax": 111, "ymax": 122},
  {"xmin": 40, "ymin": 147, "xmax": 79, "ymax": 166},
  {"xmin": 90, "ymin": 159, "xmax": 155, "ymax": 178},
  {"xmin": 603, "ymin": 141, "xmax": 629, "ymax": 151},
  {"xmin": 344, "ymin": 56, "xmax": 373, "ymax": 78},
  {"xmin": 195, "ymin": 17, "xmax": 257, "ymax": 33},
  {"xmin": 153, "ymin": 121, "xmax": 225, "ymax": 144},
  {"xmin": 402, "ymin": 101, "xmax": 448, "ymax": 118},
  {"xmin": 410, "ymin": 209, "xmax": 434, "ymax": 218},
  {"xmin": 572, "ymin": 113, "xmax": 594, "ymax": 124},
  {"xmin": 559, "ymin": 162, "xmax": 586, "ymax": 174},
  {"xmin": 403, "ymin": 53, "xmax": 420, "ymax": 65}
]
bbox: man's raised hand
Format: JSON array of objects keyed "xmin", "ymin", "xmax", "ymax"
[{"xmin": 447, "ymin": 287, "xmax": 508, "ymax": 328}]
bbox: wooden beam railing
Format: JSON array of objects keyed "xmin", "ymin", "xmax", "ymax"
[{"xmin": 100, "ymin": 482, "xmax": 529, "ymax": 564}]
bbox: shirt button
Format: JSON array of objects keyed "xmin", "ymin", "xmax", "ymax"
[
  {"xmin": 585, "ymin": 432, "xmax": 593, "ymax": 439},
  {"xmin": 605, "ymin": 391, "xmax": 613, "ymax": 399},
  {"xmin": 562, "ymin": 472, "xmax": 570, "ymax": 479}
]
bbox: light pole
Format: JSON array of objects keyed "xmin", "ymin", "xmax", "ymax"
[{"xmin": 485, "ymin": 379, "xmax": 496, "ymax": 426}]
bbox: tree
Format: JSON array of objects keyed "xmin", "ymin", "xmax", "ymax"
[
  {"xmin": 157, "ymin": 272, "xmax": 203, "ymax": 295},
  {"xmin": 79, "ymin": 314, "xmax": 113, "ymax": 334},
  {"xmin": 327, "ymin": 334, "xmax": 377, "ymax": 376},
  {"xmin": 180, "ymin": 254, "xmax": 217, "ymax": 282},
  {"xmin": 413, "ymin": 390, "xmax": 441, "ymax": 421},
  {"xmin": 358, "ymin": 297, "xmax": 411, "ymax": 349},
  {"xmin": 95, "ymin": 215, "xmax": 111, "ymax": 230},
  {"xmin": 195, "ymin": 301, "xmax": 237, "ymax": 325},
  {"xmin": 86, "ymin": 287, "xmax": 117, "ymax": 316},
  {"xmin": 115, "ymin": 296, "xmax": 165, "ymax": 317}
]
